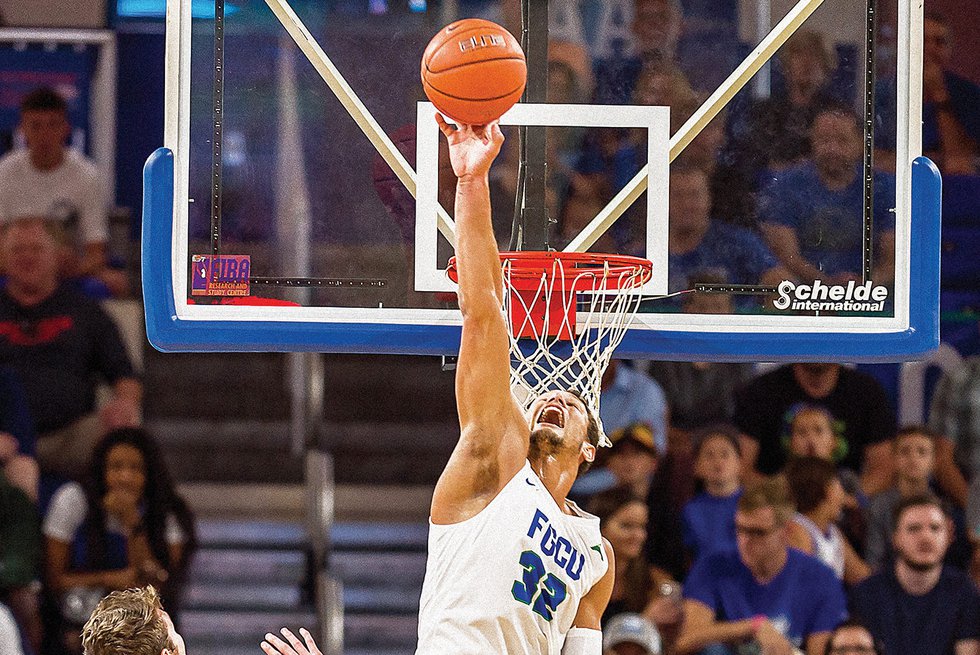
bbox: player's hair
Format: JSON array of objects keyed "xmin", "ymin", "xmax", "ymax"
[
  {"xmin": 824, "ymin": 618, "xmax": 885, "ymax": 655},
  {"xmin": 738, "ymin": 477, "xmax": 795, "ymax": 525},
  {"xmin": 784, "ymin": 456, "xmax": 837, "ymax": 515},
  {"xmin": 891, "ymin": 491, "xmax": 948, "ymax": 531},
  {"xmin": 780, "ymin": 29, "xmax": 837, "ymax": 72},
  {"xmin": 81, "ymin": 429, "xmax": 197, "ymax": 608},
  {"xmin": 20, "ymin": 86, "xmax": 68, "ymax": 115},
  {"xmin": 894, "ymin": 424, "xmax": 939, "ymax": 446},
  {"xmin": 81, "ymin": 586, "xmax": 173, "ymax": 655},
  {"xmin": 692, "ymin": 423, "xmax": 742, "ymax": 460}
]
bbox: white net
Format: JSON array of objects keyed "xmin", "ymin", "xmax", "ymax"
[{"xmin": 502, "ymin": 254, "xmax": 651, "ymax": 447}]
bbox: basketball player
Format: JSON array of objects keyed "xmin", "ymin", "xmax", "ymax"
[
  {"xmin": 414, "ymin": 115, "xmax": 614, "ymax": 655},
  {"xmin": 81, "ymin": 585, "xmax": 322, "ymax": 655}
]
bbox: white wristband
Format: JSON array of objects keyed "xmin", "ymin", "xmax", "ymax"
[{"xmin": 561, "ymin": 627, "xmax": 602, "ymax": 655}]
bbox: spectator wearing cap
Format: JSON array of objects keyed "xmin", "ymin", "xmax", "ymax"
[
  {"xmin": 604, "ymin": 612, "xmax": 663, "ymax": 655},
  {"xmin": 677, "ymin": 478, "xmax": 847, "ymax": 655}
]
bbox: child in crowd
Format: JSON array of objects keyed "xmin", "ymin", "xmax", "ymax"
[
  {"xmin": 681, "ymin": 426, "xmax": 743, "ymax": 563},
  {"xmin": 784, "ymin": 456, "xmax": 870, "ymax": 584},
  {"xmin": 589, "ymin": 486, "xmax": 682, "ymax": 654},
  {"xmin": 864, "ymin": 426, "xmax": 935, "ymax": 570}
]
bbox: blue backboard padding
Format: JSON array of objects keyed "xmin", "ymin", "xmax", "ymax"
[{"xmin": 142, "ymin": 148, "xmax": 941, "ymax": 361}]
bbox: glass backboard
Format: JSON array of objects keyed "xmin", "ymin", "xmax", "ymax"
[{"xmin": 143, "ymin": 0, "xmax": 940, "ymax": 361}]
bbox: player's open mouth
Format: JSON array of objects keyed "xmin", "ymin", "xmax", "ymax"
[{"xmin": 537, "ymin": 405, "xmax": 565, "ymax": 428}]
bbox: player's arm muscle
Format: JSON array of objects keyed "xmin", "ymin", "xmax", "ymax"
[{"xmin": 432, "ymin": 120, "xmax": 527, "ymax": 523}]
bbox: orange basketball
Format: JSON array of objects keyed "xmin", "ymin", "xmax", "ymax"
[{"xmin": 421, "ymin": 18, "xmax": 527, "ymax": 125}]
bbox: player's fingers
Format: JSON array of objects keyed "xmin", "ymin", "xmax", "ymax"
[
  {"xmin": 263, "ymin": 633, "xmax": 297, "ymax": 655},
  {"xmin": 281, "ymin": 628, "xmax": 307, "ymax": 653},
  {"xmin": 299, "ymin": 628, "xmax": 324, "ymax": 655},
  {"xmin": 260, "ymin": 642, "xmax": 279, "ymax": 655},
  {"xmin": 434, "ymin": 113, "xmax": 455, "ymax": 137}
]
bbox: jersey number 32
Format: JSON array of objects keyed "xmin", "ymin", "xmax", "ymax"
[{"xmin": 511, "ymin": 550, "xmax": 568, "ymax": 621}]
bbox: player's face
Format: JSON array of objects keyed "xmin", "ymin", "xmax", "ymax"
[
  {"xmin": 105, "ymin": 443, "xmax": 147, "ymax": 499},
  {"xmin": 828, "ymin": 625, "xmax": 876, "ymax": 655},
  {"xmin": 735, "ymin": 507, "xmax": 786, "ymax": 571},
  {"xmin": 160, "ymin": 610, "xmax": 186, "ymax": 655},
  {"xmin": 893, "ymin": 505, "xmax": 948, "ymax": 572},
  {"xmin": 894, "ymin": 434, "xmax": 935, "ymax": 483},
  {"xmin": 20, "ymin": 109, "xmax": 70, "ymax": 159},
  {"xmin": 603, "ymin": 500, "xmax": 648, "ymax": 561},
  {"xmin": 789, "ymin": 411, "xmax": 835, "ymax": 459},
  {"xmin": 527, "ymin": 391, "xmax": 594, "ymax": 463},
  {"xmin": 696, "ymin": 435, "xmax": 740, "ymax": 487}
]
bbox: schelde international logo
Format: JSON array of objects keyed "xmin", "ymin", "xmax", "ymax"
[{"xmin": 774, "ymin": 280, "xmax": 889, "ymax": 312}]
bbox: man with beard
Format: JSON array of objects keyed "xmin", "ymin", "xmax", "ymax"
[
  {"xmin": 849, "ymin": 494, "xmax": 980, "ymax": 655},
  {"xmin": 413, "ymin": 117, "xmax": 614, "ymax": 655},
  {"xmin": 757, "ymin": 104, "xmax": 896, "ymax": 286}
]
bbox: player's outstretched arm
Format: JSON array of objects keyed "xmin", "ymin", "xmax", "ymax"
[
  {"xmin": 562, "ymin": 540, "xmax": 615, "ymax": 654},
  {"xmin": 431, "ymin": 115, "xmax": 529, "ymax": 525},
  {"xmin": 261, "ymin": 628, "xmax": 322, "ymax": 655}
]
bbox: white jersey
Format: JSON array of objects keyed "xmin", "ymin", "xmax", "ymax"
[
  {"xmin": 416, "ymin": 460, "xmax": 608, "ymax": 655},
  {"xmin": 793, "ymin": 513, "xmax": 845, "ymax": 579}
]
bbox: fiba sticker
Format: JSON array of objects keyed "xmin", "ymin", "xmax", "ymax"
[
  {"xmin": 773, "ymin": 280, "xmax": 888, "ymax": 312},
  {"xmin": 191, "ymin": 255, "xmax": 250, "ymax": 297}
]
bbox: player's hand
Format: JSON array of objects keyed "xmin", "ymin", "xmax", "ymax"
[
  {"xmin": 261, "ymin": 628, "xmax": 323, "ymax": 655},
  {"xmin": 0, "ymin": 432, "xmax": 19, "ymax": 463},
  {"xmin": 435, "ymin": 113, "xmax": 504, "ymax": 180}
]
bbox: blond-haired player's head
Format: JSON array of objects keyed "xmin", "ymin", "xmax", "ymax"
[{"xmin": 81, "ymin": 586, "xmax": 185, "ymax": 655}]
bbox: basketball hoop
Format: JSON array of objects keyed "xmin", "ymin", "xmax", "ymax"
[{"xmin": 448, "ymin": 251, "xmax": 652, "ymax": 447}]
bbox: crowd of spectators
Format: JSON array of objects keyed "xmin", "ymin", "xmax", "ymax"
[{"xmin": 0, "ymin": 87, "xmax": 196, "ymax": 655}]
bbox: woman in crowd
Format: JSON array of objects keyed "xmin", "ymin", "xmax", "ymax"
[
  {"xmin": 784, "ymin": 456, "xmax": 870, "ymax": 585},
  {"xmin": 42, "ymin": 427, "xmax": 196, "ymax": 653},
  {"xmin": 589, "ymin": 485, "xmax": 683, "ymax": 654}
]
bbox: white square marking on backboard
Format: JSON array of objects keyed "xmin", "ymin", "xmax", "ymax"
[{"xmin": 414, "ymin": 102, "xmax": 670, "ymax": 295}]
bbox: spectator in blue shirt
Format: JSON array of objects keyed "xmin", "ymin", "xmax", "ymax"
[
  {"xmin": 668, "ymin": 165, "xmax": 788, "ymax": 301},
  {"xmin": 682, "ymin": 426, "xmax": 743, "ymax": 563},
  {"xmin": 849, "ymin": 493, "xmax": 980, "ymax": 655},
  {"xmin": 758, "ymin": 105, "xmax": 896, "ymax": 285},
  {"xmin": 677, "ymin": 478, "xmax": 847, "ymax": 655},
  {"xmin": 600, "ymin": 359, "xmax": 668, "ymax": 454}
]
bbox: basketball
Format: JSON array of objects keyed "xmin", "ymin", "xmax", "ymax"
[{"xmin": 421, "ymin": 18, "xmax": 526, "ymax": 125}]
